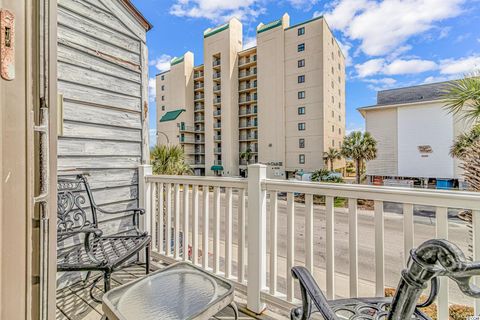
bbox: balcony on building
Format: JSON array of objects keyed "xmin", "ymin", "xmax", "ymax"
[
  {"xmin": 194, "ymin": 93, "xmax": 205, "ymax": 101},
  {"xmin": 194, "ymin": 70, "xmax": 204, "ymax": 79},
  {"xmin": 213, "ymin": 72, "xmax": 221, "ymax": 80},
  {"xmin": 239, "ymin": 68, "xmax": 257, "ymax": 80},
  {"xmin": 213, "ymin": 58, "xmax": 221, "ymax": 69},
  {"xmin": 213, "ymin": 84, "xmax": 221, "ymax": 92},
  {"xmin": 214, "ymin": 134, "xmax": 222, "ymax": 142},
  {"xmin": 194, "ymin": 103, "xmax": 204, "ymax": 112},
  {"xmin": 194, "ymin": 82, "xmax": 204, "ymax": 91},
  {"xmin": 213, "ymin": 97, "xmax": 221, "ymax": 105},
  {"xmin": 213, "ymin": 109, "xmax": 222, "ymax": 117}
]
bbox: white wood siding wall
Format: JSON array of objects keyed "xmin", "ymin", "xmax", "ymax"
[
  {"xmin": 57, "ymin": 0, "xmax": 148, "ymax": 234},
  {"xmin": 365, "ymin": 108, "xmax": 398, "ymax": 177}
]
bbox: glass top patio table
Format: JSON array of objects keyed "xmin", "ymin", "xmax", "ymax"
[{"xmin": 102, "ymin": 262, "xmax": 234, "ymax": 320}]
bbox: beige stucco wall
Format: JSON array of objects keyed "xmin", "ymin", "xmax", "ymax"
[
  {"xmin": 204, "ymin": 19, "xmax": 243, "ymax": 176},
  {"xmin": 156, "ymin": 52, "xmax": 194, "ymax": 150}
]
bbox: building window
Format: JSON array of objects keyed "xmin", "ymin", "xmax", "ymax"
[
  {"xmin": 298, "ymin": 107, "xmax": 305, "ymax": 115},
  {"xmin": 331, "ymin": 81, "xmax": 334, "ymax": 89},
  {"xmin": 161, "ymin": 75, "xmax": 164, "ymax": 80},
  {"xmin": 161, "ymin": 85, "xmax": 165, "ymax": 91},
  {"xmin": 338, "ymin": 115, "xmax": 341, "ymax": 121},
  {"xmin": 331, "ymin": 52, "xmax": 334, "ymax": 60},
  {"xmin": 332, "ymin": 139, "xmax": 335, "ymax": 147},
  {"xmin": 298, "ymin": 59, "xmax": 305, "ymax": 68},
  {"xmin": 339, "ymin": 128, "xmax": 342, "ymax": 135},
  {"xmin": 298, "ymin": 91, "xmax": 305, "ymax": 99},
  {"xmin": 162, "ymin": 95, "xmax": 165, "ymax": 101},
  {"xmin": 331, "ymin": 110, "xmax": 334, "ymax": 118},
  {"xmin": 338, "ymin": 49, "xmax": 341, "ymax": 57},
  {"xmin": 162, "ymin": 105, "xmax": 165, "ymax": 111},
  {"xmin": 298, "ymin": 43, "xmax": 305, "ymax": 52},
  {"xmin": 332, "ymin": 125, "xmax": 335, "ymax": 132},
  {"xmin": 338, "ymin": 63, "xmax": 341, "ymax": 70},
  {"xmin": 298, "ymin": 75, "xmax": 305, "ymax": 83},
  {"xmin": 299, "ymin": 154, "xmax": 305, "ymax": 164},
  {"xmin": 298, "ymin": 27, "xmax": 305, "ymax": 36},
  {"xmin": 299, "ymin": 138, "xmax": 305, "ymax": 148},
  {"xmin": 331, "ymin": 96, "xmax": 334, "ymax": 103},
  {"xmin": 339, "ymin": 102, "xmax": 341, "ymax": 109},
  {"xmin": 298, "ymin": 123, "xmax": 306, "ymax": 131},
  {"xmin": 331, "ymin": 38, "xmax": 334, "ymax": 45},
  {"xmin": 331, "ymin": 66, "xmax": 334, "ymax": 74},
  {"xmin": 338, "ymin": 76, "xmax": 341, "ymax": 83}
]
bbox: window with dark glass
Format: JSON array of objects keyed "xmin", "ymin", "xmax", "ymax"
[
  {"xmin": 298, "ymin": 59, "xmax": 305, "ymax": 68},
  {"xmin": 298, "ymin": 91, "xmax": 305, "ymax": 99},
  {"xmin": 298, "ymin": 27, "xmax": 305, "ymax": 36},
  {"xmin": 298, "ymin": 75, "xmax": 305, "ymax": 83},
  {"xmin": 298, "ymin": 43, "xmax": 305, "ymax": 52},
  {"xmin": 298, "ymin": 123, "xmax": 306, "ymax": 131},
  {"xmin": 298, "ymin": 107, "xmax": 305, "ymax": 115},
  {"xmin": 299, "ymin": 139, "xmax": 305, "ymax": 148},
  {"xmin": 299, "ymin": 154, "xmax": 305, "ymax": 164}
]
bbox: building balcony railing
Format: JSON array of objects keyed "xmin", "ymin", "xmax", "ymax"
[
  {"xmin": 213, "ymin": 97, "xmax": 221, "ymax": 104},
  {"xmin": 213, "ymin": 135, "xmax": 222, "ymax": 141},
  {"xmin": 194, "ymin": 148, "xmax": 205, "ymax": 154},
  {"xmin": 213, "ymin": 85, "xmax": 221, "ymax": 92},
  {"xmin": 194, "ymin": 94, "xmax": 205, "ymax": 101},
  {"xmin": 213, "ymin": 59, "xmax": 221, "ymax": 67},
  {"xmin": 239, "ymin": 121, "xmax": 257, "ymax": 129},
  {"xmin": 214, "ymin": 159, "xmax": 222, "ymax": 165},
  {"xmin": 239, "ymin": 107, "xmax": 257, "ymax": 116},
  {"xmin": 194, "ymin": 83, "xmax": 204, "ymax": 90},
  {"xmin": 194, "ymin": 126, "xmax": 204, "ymax": 132},
  {"xmin": 140, "ymin": 165, "xmax": 480, "ymax": 315},
  {"xmin": 213, "ymin": 72, "xmax": 221, "ymax": 80},
  {"xmin": 179, "ymin": 136, "xmax": 195, "ymax": 144},
  {"xmin": 194, "ymin": 71, "xmax": 204, "ymax": 79},
  {"xmin": 239, "ymin": 69, "xmax": 257, "ymax": 79},
  {"xmin": 195, "ymin": 138, "xmax": 205, "ymax": 143},
  {"xmin": 213, "ymin": 110, "xmax": 221, "ymax": 117},
  {"xmin": 194, "ymin": 104, "xmax": 204, "ymax": 111},
  {"xmin": 239, "ymin": 95, "xmax": 257, "ymax": 104},
  {"xmin": 194, "ymin": 116, "xmax": 204, "ymax": 122},
  {"xmin": 239, "ymin": 83, "xmax": 257, "ymax": 91},
  {"xmin": 213, "ymin": 123, "xmax": 222, "ymax": 129},
  {"xmin": 179, "ymin": 123, "xmax": 195, "ymax": 132},
  {"xmin": 214, "ymin": 147, "xmax": 222, "ymax": 154},
  {"xmin": 239, "ymin": 56, "xmax": 257, "ymax": 67}
]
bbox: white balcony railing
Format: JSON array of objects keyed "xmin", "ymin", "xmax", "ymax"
[{"xmin": 140, "ymin": 165, "xmax": 480, "ymax": 316}]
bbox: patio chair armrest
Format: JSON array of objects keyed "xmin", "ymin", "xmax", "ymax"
[
  {"xmin": 95, "ymin": 207, "xmax": 145, "ymax": 215},
  {"xmin": 291, "ymin": 266, "xmax": 338, "ymax": 320},
  {"xmin": 57, "ymin": 227, "xmax": 103, "ymax": 241}
]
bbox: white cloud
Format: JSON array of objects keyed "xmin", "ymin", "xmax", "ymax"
[
  {"xmin": 355, "ymin": 59, "xmax": 385, "ymax": 78},
  {"xmin": 323, "ymin": 0, "xmax": 465, "ymax": 56},
  {"xmin": 439, "ymin": 55, "xmax": 480, "ymax": 75},
  {"xmin": 148, "ymin": 77, "xmax": 156, "ymax": 102},
  {"xmin": 170, "ymin": 0, "xmax": 264, "ymax": 22},
  {"xmin": 423, "ymin": 75, "xmax": 457, "ymax": 84},
  {"xmin": 364, "ymin": 77, "xmax": 397, "ymax": 91},
  {"xmin": 243, "ymin": 35, "xmax": 257, "ymax": 49},
  {"xmin": 438, "ymin": 26, "xmax": 451, "ymax": 39},
  {"xmin": 288, "ymin": 0, "xmax": 319, "ymax": 10},
  {"xmin": 383, "ymin": 59, "xmax": 437, "ymax": 75},
  {"xmin": 337, "ymin": 40, "xmax": 352, "ymax": 66},
  {"xmin": 355, "ymin": 58, "xmax": 437, "ymax": 77},
  {"xmin": 150, "ymin": 54, "xmax": 172, "ymax": 73}
]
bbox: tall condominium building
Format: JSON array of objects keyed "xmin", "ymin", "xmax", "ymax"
[{"xmin": 156, "ymin": 14, "xmax": 346, "ymax": 178}]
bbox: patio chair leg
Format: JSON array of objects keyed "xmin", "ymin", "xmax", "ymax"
[
  {"xmin": 228, "ymin": 302, "xmax": 239, "ymax": 320},
  {"xmin": 89, "ymin": 274, "xmax": 103, "ymax": 303},
  {"xmin": 104, "ymin": 272, "xmax": 111, "ymax": 292},
  {"xmin": 84, "ymin": 271, "xmax": 91, "ymax": 285},
  {"xmin": 146, "ymin": 244, "xmax": 150, "ymax": 274}
]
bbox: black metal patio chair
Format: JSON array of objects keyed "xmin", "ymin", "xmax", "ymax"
[
  {"xmin": 291, "ymin": 239, "xmax": 480, "ymax": 319},
  {"xmin": 57, "ymin": 174, "xmax": 151, "ymax": 302}
]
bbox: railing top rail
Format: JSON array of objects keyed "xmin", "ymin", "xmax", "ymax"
[
  {"xmin": 146, "ymin": 175, "xmax": 247, "ymax": 188},
  {"xmin": 264, "ymin": 179, "xmax": 480, "ymax": 210}
]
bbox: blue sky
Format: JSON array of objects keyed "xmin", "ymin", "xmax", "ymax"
[{"xmin": 131, "ymin": 0, "xmax": 480, "ymax": 144}]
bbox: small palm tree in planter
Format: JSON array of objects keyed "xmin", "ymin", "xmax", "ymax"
[
  {"xmin": 150, "ymin": 145, "xmax": 192, "ymax": 175},
  {"xmin": 341, "ymin": 131, "xmax": 377, "ymax": 184},
  {"xmin": 240, "ymin": 148, "xmax": 254, "ymax": 177},
  {"xmin": 323, "ymin": 147, "xmax": 342, "ymax": 171}
]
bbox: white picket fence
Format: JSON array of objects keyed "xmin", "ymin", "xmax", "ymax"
[{"xmin": 139, "ymin": 164, "xmax": 480, "ymax": 317}]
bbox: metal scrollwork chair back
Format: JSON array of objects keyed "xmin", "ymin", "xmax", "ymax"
[
  {"xmin": 291, "ymin": 239, "xmax": 480, "ymax": 320},
  {"xmin": 56, "ymin": 174, "xmax": 151, "ymax": 302}
]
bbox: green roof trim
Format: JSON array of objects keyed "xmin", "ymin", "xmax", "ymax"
[
  {"xmin": 204, "ymin": 23, "xmax": 229, "ymax": 38},
  {"xmin": 171, "ymin": 56, "xmax": 184, "ymax": 66},
  {"xmin": 211, "ymin": 165, "xmax": 224, "ymax": 171},
  {"xmin": 285, "ymin": 15, "xmax": 323, "ymax": 30},
  {"xmin": 159, "ymin": 109, "xmax": 185, "ymax": 122},
  {"xmin": 257, "ymin": 19, "xmax": 283, "ymax": 34}
]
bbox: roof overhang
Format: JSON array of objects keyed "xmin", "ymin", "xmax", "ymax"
[
  {"xmin": 357, "ymin": 98, "xmax": 447, "ymax": 118},
  {"xmin": 211, "ymin": 165, "xmax": 223, "ymax": 171},
  {"xmin": 159, "ymin": 109, "xmax": 185, "ymax": 122},
  {"xmin": 119, "ymin": 0, "xmax": 153, "ymax": 31}
]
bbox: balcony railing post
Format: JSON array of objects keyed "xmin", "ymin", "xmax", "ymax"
[
  {"xmin": 247, "ymin": 164, "xmax": 267, "ymax": 314},
  {"xmin": 138, "ymin": 164, "xmax": 152, "ymax": 262}
]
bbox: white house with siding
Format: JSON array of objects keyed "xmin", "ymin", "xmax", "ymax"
[
  {"xmin": 56, "ymin": 0, "xmax": 152, "ymax": 235},
  {"xmin": 358, "ymin": 81, "xmax": 470, "ymax": 189}
]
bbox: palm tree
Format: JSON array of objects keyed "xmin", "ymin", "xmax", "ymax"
[
  {"xmin": 323, "ymin": 147, "xmax": 342, "ymax": 171},
  {"xmin": 240, "ymin": 148, "xmax": 254, "ymax": 165},
  {"xmin": 443, "ymin": 75, "xmax": 480, "ymax": 124},
  {"xmin": 341, "ymin": 131, "xmax": 377, "ymax": 184},
  {"xmin": 449, "ymin": 124, "xmax": 480, "ymax": 160},
  {"xmin": 150, "ymin": 145, "xmax": 192, "ymax": 175}
]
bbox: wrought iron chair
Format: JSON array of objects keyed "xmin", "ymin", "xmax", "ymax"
[
  {"xmin": 291, "ymin": 239, "xmax": 480, "ymax": 319},
  {"xmin": 57, "ymin": 174, "xmax": 151, "ymax": 302}
]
